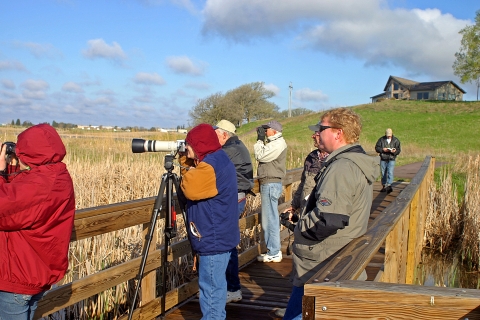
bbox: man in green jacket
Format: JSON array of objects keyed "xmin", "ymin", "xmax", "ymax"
[{"xmin": 281, "ymin": 108, "xmax": 380, "ymax": 320}]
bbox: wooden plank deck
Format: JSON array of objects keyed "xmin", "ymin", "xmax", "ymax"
[{"xmin": 164, "ymin": 181, "xmax": 408, "ymax": 320}]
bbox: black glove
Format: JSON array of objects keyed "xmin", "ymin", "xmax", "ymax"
[
  {"xmin": 280, "ymin": 218, "xmax": 296, "ymax": 232},
  {"xmin": 256, "ymin": 127, "xmax": 266, "ymax": 141}
]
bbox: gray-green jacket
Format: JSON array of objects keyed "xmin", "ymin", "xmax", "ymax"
[{"xmin": 291, "ymin": 143, "xmax": 380, "ymax": 286}]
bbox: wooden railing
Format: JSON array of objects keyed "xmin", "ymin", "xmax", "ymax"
[
  {"xmin": 302, "ymin": 156, "xmax": 480, "ymax": 319},
  {"xmin": 34, "ymin": 168, "xmax": 302, "ymax": 320}
]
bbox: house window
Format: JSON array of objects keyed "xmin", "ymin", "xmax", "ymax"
[
  {"xmin": 448, "ymin": 93, "xmax": 456, "ymax": 100},
  {"xmin": 393, "ymin": 93, "xmax": 398, "ymax": 99},
  {"xmin": 393, "ymin": 83, "xmax": 399, "ymax": 90},
  {"xmin": 417, "ymin": 92, "xmax": 429, "ymax": 100}
]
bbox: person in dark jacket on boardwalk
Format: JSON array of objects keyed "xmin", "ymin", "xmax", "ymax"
[
  {"xmin": 375, "ymin": 128, "xmax": 401, "ymax": 193},
  {"xmin": 179, "ymin": 123, "xmax": 239, "ymax": 320},
  {"xmin": 0, "ymin": 124, "xmax": 76, "ymax": 320},
  {"xmin": 213, "ymin": 119, "xmax": 254, "ymax": 304}
]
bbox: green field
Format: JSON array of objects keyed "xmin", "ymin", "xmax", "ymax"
[{"xmin": 238, "ymin": 100, "xmax": 480, "ymax": 167}]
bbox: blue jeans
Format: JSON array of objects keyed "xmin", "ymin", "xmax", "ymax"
[
  {"xmin": 198, "ymin": 251, "xmax": 231, "ymax": 320},
  {"xmin": 260, "ymin": 182, "xmax": 282, "ymax": 256},
  {"xmin": 226, "ymin": 199, "xmax": 246, "ymax": 292},
  {"xmin": 283, "ymin": 285, "xmax": 304, "ymax": 320},
  {"xmin": 0, "ymin": 290, "xmax": 44, "ymax": 320},
  {"xmin": 380, "ymin": 160, "xmax": 395, "ymax": 186}
]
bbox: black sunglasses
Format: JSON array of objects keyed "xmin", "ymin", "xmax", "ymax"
[{"xmin": 316, "ymin": 125, "xmax": 338, "ymax": 133}]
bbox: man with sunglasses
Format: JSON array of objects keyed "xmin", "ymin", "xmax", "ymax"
[
  {"xmin": 375, "ymin": 128, "xmax": 401, "ymax": 193},
  {"xmin": 281, "ymin": 108, "xmax": 380, "ymax": 320}
]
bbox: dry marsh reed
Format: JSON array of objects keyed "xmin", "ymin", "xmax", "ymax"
[
  {"xmin": 424, "ymin": 154, "xmax": 480, "ymax": 273},
  {"xmin": 54, "ymin": 132, "xmax": 262, "ymax": 319}
]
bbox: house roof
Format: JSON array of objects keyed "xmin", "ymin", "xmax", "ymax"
[
  {"xmin": 383, "ymin": 76, "xmax": 419, "ymax": 91},
  {"xmin": 370, "ymin": 92, "xmax": 387, "ymax": 99},
  {"xmin": 383, "ymin": 76, "xmax": 466, "ymax": 93},
  {"xmin": 409, "ymin": 81, "xmax": 466, "ymax": 93}
]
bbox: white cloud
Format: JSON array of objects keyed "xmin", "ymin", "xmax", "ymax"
[
  {"xmin": 295, "ymin": 88, "xmax": 328, "ymax": 102},
  {"xmin": 64, "ymin": 105, "xmax": 80, "ymax": 114},
  {"xmin": 201, "ymin": 0, "xmax": 471, "ymax": 78},
  {"xmin": 264, "ymin": 83, "xmax": 280, "ymax": 96},
  {"xmin": 0, "ymin": 60, "xmax": 27, "ymax": 71},
  {"xmin": 133, "ymin": 72, "xmax": 166, "ymax": 85},
  {"xmin": 1, "ymin": 79, "xmax": 15, "ymax": 89},
  {"xmin": 20, "ymin": 79, "xmax": 49, "ymax": 100},
  {"xmin": 23, "ymin": 90, "xmax": 47, "ymax": 100},
  {"xmin": 82, "ymin": 39, "xmax": 127, "ymax": 62},
  {"xmin": 62, "ymin": 82, "xmax": 84, "ymax": 93},
  {"xmin": 166, "ymin": 55, "xmax": 206, "ymax": 76},
  {"xmin": 13, "ymin": 41, "xmax": 62, "ymax": 59},
  {"xmin": 21, "ymin": 79, "xmax": 49, "ymax": 91}
]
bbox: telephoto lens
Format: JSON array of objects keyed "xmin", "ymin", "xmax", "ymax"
[{"xmin": 131, "ymin": 139, "xmax": 185, "ymax": 153}]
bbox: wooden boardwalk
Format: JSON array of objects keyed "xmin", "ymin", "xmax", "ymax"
[{"xmin": 165, "ymin": 181, "xmax": 408, "ymax": 320}]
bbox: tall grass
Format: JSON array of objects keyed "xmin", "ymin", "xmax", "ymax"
[{"xmin": 424, "ymin": 154, "xmax": 480, "ymax": 282}]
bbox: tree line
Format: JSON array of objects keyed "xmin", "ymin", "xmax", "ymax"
[{"xmin": 188, "ymin": 81, "xmax": 313, "ymax": 127}]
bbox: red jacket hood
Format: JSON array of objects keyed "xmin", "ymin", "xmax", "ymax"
[
  {"xmin": 186, "ymin": 124, "xmax": 221, "ymax": 161},
  {"xmin": 15, "ymin": 124, "xmax": 66, "ymax": 167}
]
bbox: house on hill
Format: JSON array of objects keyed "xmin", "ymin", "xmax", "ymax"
[{"xmin": 370, "ymin": 76, "xmax": 466, "ymax": 103}]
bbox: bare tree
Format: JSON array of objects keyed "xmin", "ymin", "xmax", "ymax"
[
  {"xmin": 188, "ymin": 82, "xmax": 279, "ymax": 127},
  {"xmin": 224, "ymin": 82, "xmax": 277, "ymax": 123}
]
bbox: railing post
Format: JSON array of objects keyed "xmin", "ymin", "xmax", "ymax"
[
  {"xmin": 405, "ymin": 157, "xmax": 435, "ymax": 284},
  {"xmin": 284, "ymin": 182, "xmax": 293, "ymax": 203},
  {"xmin": 383, "ymin": 206, "xmax": 409, "ymax": 283}
]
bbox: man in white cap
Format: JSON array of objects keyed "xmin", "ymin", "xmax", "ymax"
[
  {"xmin": 213, "ymin": 119, "xmax": 254, "ymax": 303},
  {"xmin": 254, "ymin": 120, "xmax": 287, "ymax": 263},
  {"xmin": 375, "ymin": 128, "xmax": 401, "ymax": 193}
]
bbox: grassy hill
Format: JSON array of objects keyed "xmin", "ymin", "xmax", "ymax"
[{"xmin": 238, "ymin": 100, "xmax": 480, "ymax": 167}]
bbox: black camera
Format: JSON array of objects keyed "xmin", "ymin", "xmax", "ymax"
[
  {"xmin": 279, "ymin": 211, "xmax": 299, "ymax": 223},
  {"xmin": 2, "ymin": 142, "xmax": 16, "ymax": 155},
  {"xmin": 280, "ymin": 210, "xmax": 299, "ymax": 232}
]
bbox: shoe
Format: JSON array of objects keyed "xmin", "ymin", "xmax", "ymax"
[
  {"xmin": 226, "ymin": 289, "xmax": 242, "ymax": 303},
  {"xmin": 275, "ymin": 308, "xmax": 286, "ymax": 317},
  {"xmin": 257, "ymin": 251, "xmax": 282, "ymax": 263},
  {"xmin": 380, "ymin": 186, "xmax": 387, "ymax": 192},
  {"xmin": 386, "ymin": 186, "xmax": 393, "ymax": 194}
]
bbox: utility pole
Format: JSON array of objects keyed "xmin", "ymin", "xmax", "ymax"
[{"xmin": 288, "ymin": 82, "xmax": 292, "ymax": 118}]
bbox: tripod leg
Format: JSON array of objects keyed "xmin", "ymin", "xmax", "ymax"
[{"xmin": 128, "ymin": 173, "xmax": 168, "ymax": 320}]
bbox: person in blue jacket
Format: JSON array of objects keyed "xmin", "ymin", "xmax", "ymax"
[{"xmin": 179, "ymin": 123, "xmax": 239, "ymax": 320}]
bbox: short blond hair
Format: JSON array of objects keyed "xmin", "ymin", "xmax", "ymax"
[{"xmin": 321, "ymin": 108, "xmax": 362, "ymax": 144}]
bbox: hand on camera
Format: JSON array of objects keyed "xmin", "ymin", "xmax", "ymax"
[
  {"xmin": 280, "ymin": 209, "xmax": 298, "ymax": 232},
  {"xmin": 280, "ymin": 217, "xmax": 296, "ymax": 232},
  {"xmin": 256, "ymin": 127, "xmax": 266, "ymax": 142}
]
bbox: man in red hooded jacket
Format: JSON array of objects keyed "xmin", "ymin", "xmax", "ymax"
[{"xmin": 0, "ymin": 124, "xmax": 75, "ymax": 319}]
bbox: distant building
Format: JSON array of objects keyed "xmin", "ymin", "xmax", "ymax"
[{"xmin": 371, "ymin": 76, "xmax": 466, "ymax": 103}]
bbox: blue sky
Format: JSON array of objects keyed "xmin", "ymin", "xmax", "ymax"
[{"xmin": 0, "ymin": 0, "xmax": 478, "ymax": 129}]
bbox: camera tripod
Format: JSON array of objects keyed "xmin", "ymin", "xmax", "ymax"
[{"xmin": 128, "ymin": 154, "xmax": 186, "ymax": 320}]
